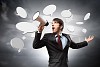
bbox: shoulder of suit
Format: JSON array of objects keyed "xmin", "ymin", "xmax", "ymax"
[
  {"xmin": 62, "ymin": 33, "xmax": 71, "ymax": 38},
  {"xmin": 44, "ymin": 33, "xmax": 53, "ymax": 36},
  {"xmin": 62, "ymin": 33, "xmax": 70, "ymax": 36},
  {"xmin": 43, "ymin": 33, "xmax": 53, "ymax": 38}
]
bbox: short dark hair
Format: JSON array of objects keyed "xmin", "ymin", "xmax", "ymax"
[{"xmin": 53, "ymin": 18, "xmax": 64, "ymax": 31}]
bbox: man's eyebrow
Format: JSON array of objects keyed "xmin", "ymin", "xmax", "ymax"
[
  {"xmin": 54, "ymin": 21, "xmax": 57, "ymax": 23},
  {"xmin": 52, "ymin": 21, "xmax": 58, "ymax": 24}
]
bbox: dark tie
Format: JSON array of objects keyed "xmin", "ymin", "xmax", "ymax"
[{"xmin": 57, "ymin": 35, "xmax": 62, "ymax": 49}]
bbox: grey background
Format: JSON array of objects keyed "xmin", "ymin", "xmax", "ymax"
[{"xmin": 0, "ymin": 0, "xmax": 100, "ymax": 67}]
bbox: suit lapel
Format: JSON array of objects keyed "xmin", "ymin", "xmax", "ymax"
[{"xmin": 62, "ymin": 33, "xmax": 71, "ymax": 49}]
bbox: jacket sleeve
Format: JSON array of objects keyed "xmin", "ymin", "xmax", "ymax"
[
  {"xmin": 33, "ymin": 31, "xmax": 48, "ymax": 49},
  {"xmin": 69, "ymin": 40, "xmax": 88, "ymax": 49}
]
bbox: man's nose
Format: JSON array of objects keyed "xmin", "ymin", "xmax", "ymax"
[
  {"xmin": 52, "ymin": 23, "xmax": 54, "ymax": 26},
  {"xmin": 52, "ymin": 24, "xmax": 54, "ymax": 26}
]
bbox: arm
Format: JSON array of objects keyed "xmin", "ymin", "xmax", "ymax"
[
  {"xmin": 69, "ymin": 35, "xmax": 94, "ymax": 49},
  {"xmin": 33, "ymin": 25, "xmax": 47, "ymax": 49},
  {"xmin": 70, "ymin": 40, "xmax": 88, "ymax": 49},
  {"xmin": 33, "ymin": 31, "xmax": 47, "ymax": 49}
]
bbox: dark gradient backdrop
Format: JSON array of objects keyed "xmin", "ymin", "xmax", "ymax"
[{"xmin": 0, "ymin": 0, "xmax": 100, "ymax": 67}]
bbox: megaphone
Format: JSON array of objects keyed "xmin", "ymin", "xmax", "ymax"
[{"xmin": 32, "ymin": 11, "xmax": 49, "ymax": 26}]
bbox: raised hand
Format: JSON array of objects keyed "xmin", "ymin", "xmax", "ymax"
[
  {"xmin": 38, "ymin": 25, "xmax": 44, "ymax": 33},
  {"xmin": 85, "ymin": 35, "xmax": 94, "ymax": 43}
]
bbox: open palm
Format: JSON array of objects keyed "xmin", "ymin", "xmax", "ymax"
[{"xmin": 85, "ymin": 35, "xmax": 94, "ymax": 42}]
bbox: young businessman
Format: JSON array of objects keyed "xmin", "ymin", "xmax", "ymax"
[{"xmin": 33, "ymin": 18, "xmax": 94, "ymax": 67}]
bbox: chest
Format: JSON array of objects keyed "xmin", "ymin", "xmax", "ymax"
[{"xmin": 46, "ymin": 34, "xmax": 71, "ymax": 50}]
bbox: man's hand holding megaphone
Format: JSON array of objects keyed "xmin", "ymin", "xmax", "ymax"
[{"xmin": 38, "ymin": 25, "xmax": 44, "ymax": 33}]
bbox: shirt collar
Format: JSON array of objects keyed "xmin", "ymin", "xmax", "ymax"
[{"xmin": 55, "ymin": 33, "xmax": 63, "ymax": 38}]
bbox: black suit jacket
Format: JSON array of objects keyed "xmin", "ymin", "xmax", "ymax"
[{"xmin": 33, "ymin": 31, "xmax": 88, "ymax": 67}]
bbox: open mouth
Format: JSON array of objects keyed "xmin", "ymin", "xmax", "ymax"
[{"xmin": 52, "ymin": 27, "xmax": 55, "ymax": 30}]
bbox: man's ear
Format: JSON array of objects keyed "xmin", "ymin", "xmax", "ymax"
[{"xmin": 60, "ymin": 26, "xmax": 63, "ymax": 30}]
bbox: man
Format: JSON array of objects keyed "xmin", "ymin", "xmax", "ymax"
[{"xmin": 33, "ymin": 18, "xmax": 94, "ymax": 67}]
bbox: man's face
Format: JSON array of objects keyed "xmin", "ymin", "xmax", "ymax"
[{"xmin": 52, "ymin": 21, "xmax": 61, "ymax": 33}]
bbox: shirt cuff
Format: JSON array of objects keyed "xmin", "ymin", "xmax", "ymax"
[{"xmin": 38, "ymin": 31, "xmax": 42, "ymax": 33}]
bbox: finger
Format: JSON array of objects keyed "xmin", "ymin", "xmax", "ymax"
[
  {"xmin": 89, "ymin": 36, "xmax": 94, "ymax": 41},
  {"xmin": 38, "ymin": 25, "xmax": 41, "ymax": 28},
  {"xmin": 38, "ymin": 25, "xmax": 43, "ymax": 28},
  {"xmin": 92, "ymin": 35, "xmax": 94, "ymax": 38},
  {"xmin": 42, "ymin": 26, "xmax": 44, "ymax": 28},
  {"xmin": 85, "ymin": 37, "xmax": 87, "ymax": 40},
  {"xmin": 91, "ymin": 35, "xmax": 94, "ymax": 39},
  {"xmin": 89, "ymin": 35, "xmax": 91, "ymax": 38},
  {"xmin": 40, "ymin": 26, "xmax": 44, "ymax": 29}
]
